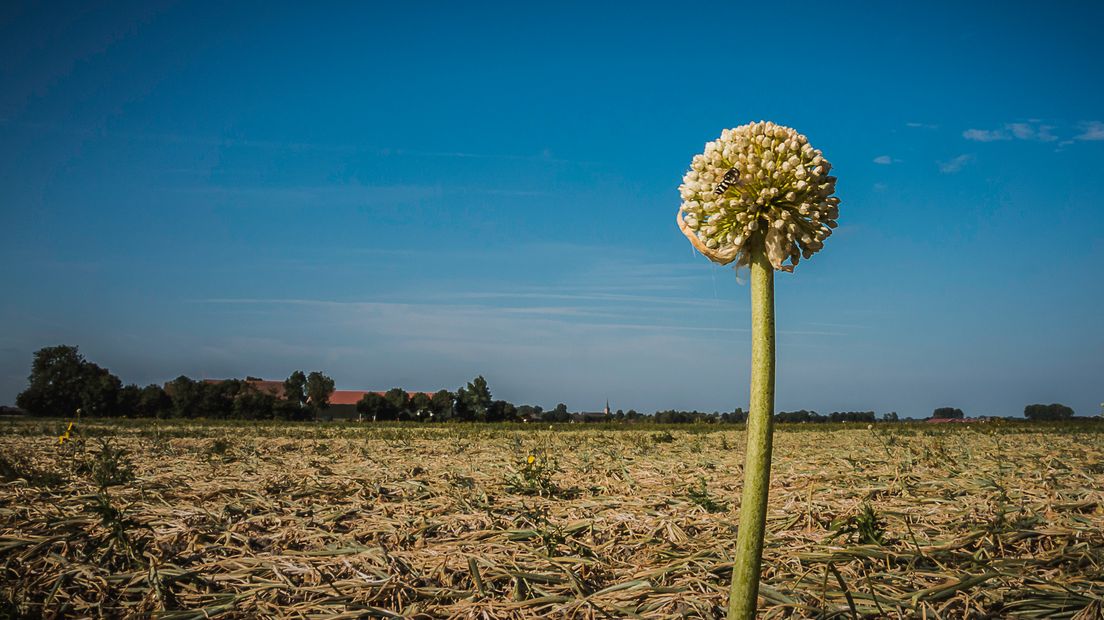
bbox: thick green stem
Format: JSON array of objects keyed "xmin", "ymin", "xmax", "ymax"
[{"xmin": 728, "ymin": 246, "xmax": 776, "ymax": 620}]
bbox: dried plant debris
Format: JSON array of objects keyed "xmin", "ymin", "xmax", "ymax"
[{"xmin": 1, "ymin": 420, "xmax": 1102, "ymax": 618}]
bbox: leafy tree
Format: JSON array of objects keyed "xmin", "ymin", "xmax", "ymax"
[
  {"xmin": 199, "ymin": 379, "xmax": 240, "ymax": 418},
  {"xmin": 775, "ymin": 409, "xmax": 824, "ymax": 423},
  {"xmin": 545, "ymin": 403, "xmax": 571, "ymax": 423},
  {"xmin": 882, "ymin": 411, "xmax": 899, "ymax": 422},
  {"xmin": 119, "ymin": 383, "xmax": 170, "ymax": 418},
  {"xmin": 487, "ymin": 400, "xmax": 518, "ymax": 422},
  {"xmin": 456, "ymin": 376, "xmax": 492, "ymax": 421},
  {"xmin": 234, "ymin": 386, "xmax": 277, "ymax": 420},
  {"xmin": 305, "ymin": 371, "xmax": 335, "ymax": 413},
  {"xmin": 166, "ymin": 376, "xmax": 202, "ymax": 418},
  {"xmin": 453, "ymin": 387, "xmax": 470, "ymax": 420},
  {"xmin": 384, "ymin": 388, "xmax": 410, "ymax": 418},
  {"xmin": 16, "ymin": 345, "xmax": 123, "ymax": 417},
  {"xmin": 932, "ymin": 407, "xmax": 964, "ymax": 419},
  {"xmin": 274, "ymin": 399, "xmax": 306, "ymax": 421},
  {"xmin": 283, "ymin": 371, "xmax": 307, "ymax": 407},
  {"xmin": 516, "ymin": 404, "xmax": 543, "ymax": 421},
  {"xmin": 357, "ymin": 392, "xmax": 396, "ymax": 421},
  {"xmin": 1024, "ymin": 403, "xmax": 1074, "ymax": 421},
  {"xmin": 721, "ymin": 408, "xmax": 747, "ymax": 423},
  {"xmin": 430, "ymin": 390, "xmax": 454, "ymax": 420},
  {"xmin": 138, "ymin": 384, "xmax": 172, "ymax": 418},
  {"xmin": 829, "ymin": 411, "xmax": 876, "ymax": 423},
  {"xmin": 116, "ymin": 384, "xmax": 142, "ymax": 418},
  {"xmin": 410, "ymin": 392, "xmax": 432, "ymax": 418},
  {"xmin": 16, "ymin": 345, "xmax": 85, "ymax": 416},
  {"xmin": 79, "ymin": 364, "xmax": 122, "ymax": 417}
]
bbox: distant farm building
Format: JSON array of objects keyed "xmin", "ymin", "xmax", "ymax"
[{"xmin": 202, "ymin": 379, "xmax": 435, "ymax": 420}]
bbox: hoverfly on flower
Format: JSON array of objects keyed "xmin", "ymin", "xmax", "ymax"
[{"xmin": 713, "ymin": 166, "xmax": 741, "ymax": 195}]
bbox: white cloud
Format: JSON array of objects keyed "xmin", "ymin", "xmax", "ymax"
[
  {"xmin": 938, "ymin": 154, "xmax": 974, "ymax": 174},
  {"xmin": 1076, "ymin": 121, "xmax": 1104, "ymax": 141},
  {"xmin": 873, "ymin": 155, "xmax": 893, "ymax": 165},
  {"xmin": 1007, "ymin": 123, "xmax": 1057, "ymax": 142},
  {"xmin": 906, "ymin": 122, "xmax": 938, "ymax": 129},
  {"xmin": 1008, "ymin": 123, "xmax": 1033, "ymax": 140},
  {"xmin": 963, "ymin": 128, "xmax": 1010, "ymax": 142},
  {"xmin": 965, "ymin": 121, "xmax": 1058, "ymax": 143}
]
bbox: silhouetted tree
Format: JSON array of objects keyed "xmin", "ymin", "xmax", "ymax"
[
  {"xmin": 721, "ymin": 408, "xmax": 748, "ymax": 423},
  {"xmin": 409, "ymin": 392, "xmax": 432, "ymax": 418},
  {"xmin": 16, "ymin": 345, "xmax": 123, "ymax": 417},
  {"xmin": 545, "ymin": 403, "xmax": 571, "ymax": 423},
  {"xmin": 138, "ymin": 384, "xmax": 172, "ymax": 418},
  {"xmin": 1024, "ymin": 403, "xmax": 1074, "ymax": 421},
  {"xmin": 306, "ymin": 371, "xmax": 335, "ymax": 414},
  {"xmin": 455, "ymin": 376, "xmax": 493, "ymax": 421},
  {"xmin": 828, "ymin": 411, "xmax": 876, "ymax": 423},
  {"xmin": 384, "ymin": 388, "xmax": 410, "ymax": 418},
  {"xmin": 234, "ymin": 388, "xmax": 278, "ymax": 420},
  {"xmin": 932, "ymin": 407, "xmax": 964, "ymax": 419},
  {"xmin": 165, "ymin": 376, "xmax": 200, "ymax": 418},
  {"xmin": 487, "ymin": 400, "xmax": 518, "ymax": 422},
  {"xmin": 775, "ymin": 409, "xmax": 826, "ymax": 423},
  {"xmin": 200, "ymin": 379, "xmax": 240, "ymax": 418},
  {"xmin": 430, "ymin": 390, "xmax": 454, "ymax": 420},
  {"xmin": 357, "ymin": 392, "xmax": 395, "ymax": 421},
  {"xmin": 516, "ymin": 404, "xmax": 542, "ymax": 421},
  {"xmin": 284, "ymin": 371, "xmax": 307, "ymax": 408}
]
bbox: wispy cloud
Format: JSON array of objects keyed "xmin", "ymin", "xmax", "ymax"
[
  {"xmin": 455, "ymin": 291, "xmax": 724, "ymax": 308},
  {"xmin": 873, "ymin": 155, "xmax": 894, "ymax": 165},
  {"xmin": 938, "ymin": 154, "xmax": 974, "ymax": 174},
  {"xmin": 1075, "ymin": 121, "xmax": 1104, "ymax": 141},
  {"xmin": 189, "ymin": 296, "xmax": 853, "ymax": 343},
  {"xmin": 906, "ymin": 122, "xmax": 939, "ymax": 129},
  {"xmin": 962, "ymin": 128, "xmax": 1010, "ymax": 142},
  {"xmin": 0, "ymin": 119, "xmax": 600, "ymax": 166},
  {"xmin": 1009, "ymin": 123, "xmax": 1057, "ymax": 142},
  {"xmin": 163, "ymin": 183, "xmax": 554, "ymax": 207},
  {"xmin": 185, "ymin": 297, "xmax": 753, "ymax": 392},
  {"xmin": 964, "ymin": 121, "xmax": 1057, "ymax": 142}
]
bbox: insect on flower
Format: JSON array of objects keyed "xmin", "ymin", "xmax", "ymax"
[{"xmin": 714, "ymin": 166, "xmax": 741, "ymax": 195}]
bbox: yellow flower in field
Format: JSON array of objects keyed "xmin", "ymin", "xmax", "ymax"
[
  {"xmin": 527, "ymin": 454, "xmax": 536, "ymax": 465},
  {"xmin": 57, "ymin": 413, "xmax": 78, "ymax": 446}
]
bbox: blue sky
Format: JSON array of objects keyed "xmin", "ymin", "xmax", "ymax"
[{"xmin": 1, "ymin": 1, "xmax": 1102, "ymax": 418}]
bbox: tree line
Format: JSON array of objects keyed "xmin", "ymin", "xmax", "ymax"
[
  {"xmin": 14, "ymin": 346, "xmax": 339, "ymax": 420},
  {"xmin": 8, "ymin": 345, "xmax": 1087, "ymax": 423}
]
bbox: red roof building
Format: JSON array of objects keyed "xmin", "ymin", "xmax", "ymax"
[{"xmin": 203, "ymin": 379, "xmax": 435, "ymax": 406}]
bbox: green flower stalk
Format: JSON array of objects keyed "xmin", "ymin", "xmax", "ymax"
[{"xmin": 676, "ymin": 121, "xmax": 839, "ymax": 619}]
